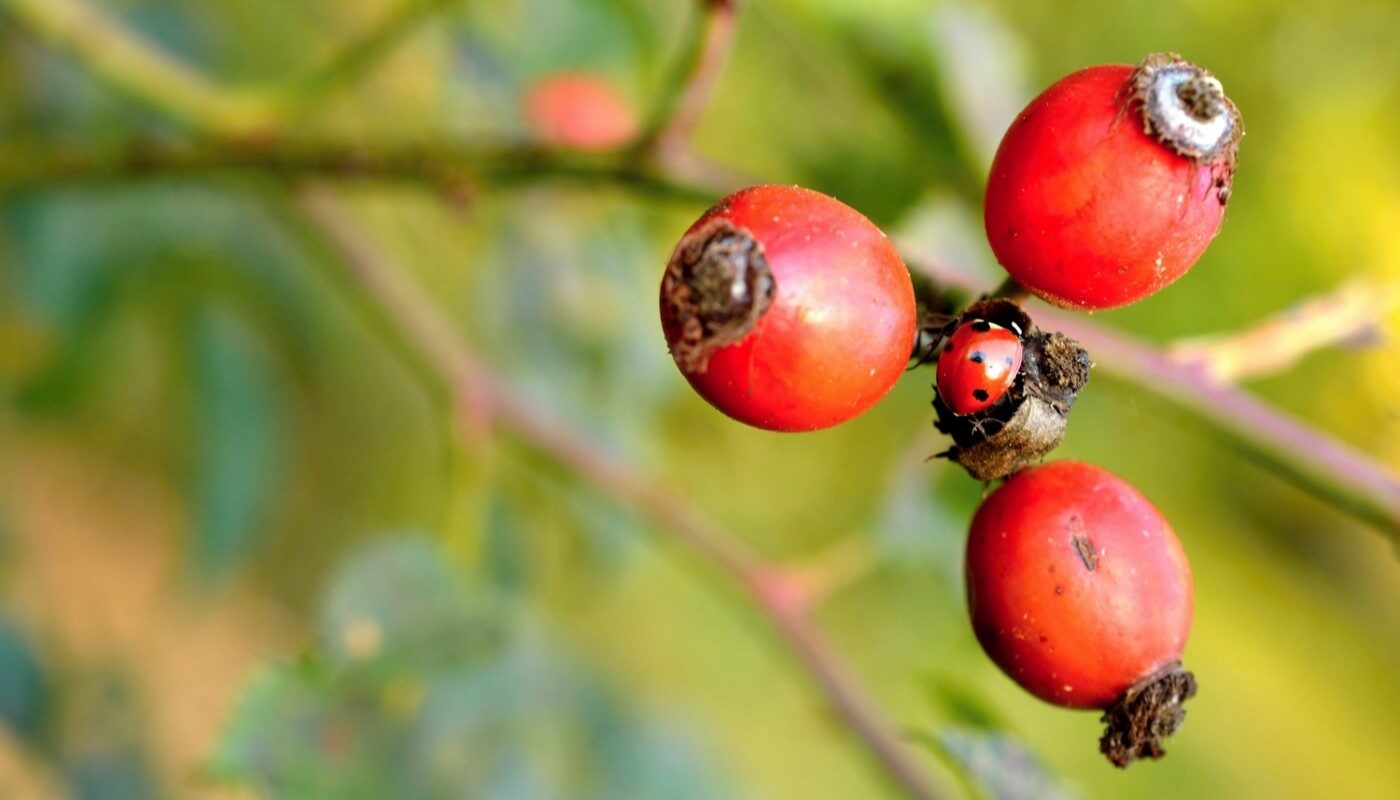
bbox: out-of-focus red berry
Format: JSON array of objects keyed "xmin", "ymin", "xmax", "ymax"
[{"xmin": 523, "ymin": 73, "xmax": 637, "ymax": 152}]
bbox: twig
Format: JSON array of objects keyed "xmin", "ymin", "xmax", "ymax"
[
  {"xmin": 905, "ymin": 259, "xmax": 1400, "ymax": 541},
  {"xmin": 6, "ymin": 128, "xmax": 1398, "ymax": 543},
  {"xmin": 283, "ymin": 0, "xmax": 456, "ymax": 114},
  {"xmin": 1049, "ymin": 312, "xmax": 1400, "ymax": 538},
  {"xmin": 640, "ymin": 0, "xmax": 746, "ymax": 162},
  {"xmin": 0, "ymin": 138, "xmax": 719, "ymax": 205},
  {"xmin": 0, "ymin": 0, "xmax": 455, "ymax": 138},
  {"xmin": 9, "ymin": 132, "xmax": 1399, "ymax": 541},
  {"xmin": 780, "ymin": 536, "xmax": 884, "ymax": 611},
  {"xmin": 295, "ymin": 184, "xmax": 950, "ymax": 800},
  {"xmin": 0, "ymin": 0, "xmax": 280, "ymax": 138},
  {"xmin": 1165, "ymin": 280, "xmax": 1396, "ymax": 383}
]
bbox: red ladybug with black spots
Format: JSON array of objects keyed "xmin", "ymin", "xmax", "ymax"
[{"xmin": 936, "ymin": 319, "xmax": 1023, "ymax": 415}]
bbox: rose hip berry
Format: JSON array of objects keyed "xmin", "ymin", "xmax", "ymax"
[
  {"xmin": 965, "ymin": 460, "xmax": 1196, "ymax": 766},
  {"xmin": 984, "ymin": 53, "xmax": 1243, "ymax": 310},
  {"xmin": 660, "ymin": 185, "xmax": 916, "ymax": 432},
  {"xmin": 936, "ymin": 320, "xmax": 1024, "ymax": 416},
  {"xmin": 523, "ymin": 73, "xmax": 637, "ymax": 152}
]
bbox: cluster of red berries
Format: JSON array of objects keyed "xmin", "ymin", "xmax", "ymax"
[{"xmin": 648, "ymin": 54, "xmax": 1240, "ymax": 767}]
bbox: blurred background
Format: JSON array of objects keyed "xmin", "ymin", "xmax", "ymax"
[{"xmin": 0, "ymin": 0, "xmax": 1397, "ymax": 798}]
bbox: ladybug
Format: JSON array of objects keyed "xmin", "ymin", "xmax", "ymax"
[{"xmin": 936, "ymin": 319, "xmax": 1023, "ymax": 415}]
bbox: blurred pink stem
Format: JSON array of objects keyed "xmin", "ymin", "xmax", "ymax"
[
  {"xmin": 1164, "ymin": 280, "xmax": 1395, "ymax": 383},
  {"xmin": 641, "ymin": 1, "xmax": 746, "ymax": 166}
]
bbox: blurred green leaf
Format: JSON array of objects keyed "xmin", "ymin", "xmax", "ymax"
[
  {"xmin": 214, "ymin": 535, "xmax": 727, "ymax": 799},
  {"xmin": 482, "ymin": 490, "xmax": 531, "ymax": 595},
  {"xmin": 924, "ymin": 674, "xmax": 1006, "ymax": 732},
  {"xmin": 925, "ymin": 3, "xmax": 1031, "ymax": 171},
  {"xmin": 832, "ymin": 18, "xmax": 983, "ymax": 203},
  {"xmin": 7, "ymin": 189, "xmax": 314, "ymax": 346},
  {"xmin": 68, "ymin": 750, "xmax": 161, "ymax": 800},
  {"xmin": 473, "ymin": 195, "xmax": 676, "ymax": 459},
  {"xmin": 876, "ymin": 456, "xmax": 978, "ymax": 589},
  {"xmin": 317, "ymin": 536, "xmax": 505, "ymax": 675},
  {"xmin": 933, "ymin": 727, "xmax": 1075, "ymax": 800},
  {"xmin": 62, "ymin": 670, "xmax": 161, "ymax": 800},
  {"xmin": 892, "ymin": 192, "xmax": 1002, "ymax": 284},
  {"xmin": 483, "ymin": 0, "xmax": 641, "ymax": 76},
  {"xmin": 6, "ymin": 190, "xmax": 318, "ymax": 416},
  {"xmin": 207, "ymin": 658, "xmax": 387, "ymax": 799},
  {"xmin": 412, "ymin": 646, "xmax": 728, "ymax": 800},
  {"xmin": 188, "ymin": 304, "xmax": 287, "ymax": 580},
  {"xmin": 0, "ymin": 617, "xmax": 48, "ymax": 742}
]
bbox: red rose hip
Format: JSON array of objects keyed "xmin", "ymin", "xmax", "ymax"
[
  {"xmin": 965, "ymin": 460, "xmax": 1196, "ymax": 766},
  {"xmin": 984, "ymin": 54, "xmax": 1243, "ymax": 310},
  {"xmin": 523, "ymin": 73, "xmax": 637, "ymax": 152},
  {"xmin": 660, "ymin": 185, "xmax": 916, "ymax": 432}
]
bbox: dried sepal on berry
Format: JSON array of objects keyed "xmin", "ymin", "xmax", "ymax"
[
  {"xmin": 660, "ymin": 218, "xmax": 775, "ymax": 373},
  {"xmin": 932, "ymin": 299, "xmax": 1091, "ymax": 481},
  {"xmin": 1100, "ymin": 662, "xmax": 1198, "ymax": 768},
  {"xmin": 1126, "ymin": 52, "xmax": 1244, "ymax": 203},
  {"xmin": 985, "ymin": 55, "xmax": 1244, "ymax": 309},
  {"xmin": 660, "ymin": 185, "xmax": 917, "ymax": 432},
  {"xmin": 1128, "ymin": 54, "xmax": 1243, "ymax": 164}
]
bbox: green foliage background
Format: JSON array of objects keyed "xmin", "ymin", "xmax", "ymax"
[{"xmin": 0, "ymin": 0, "xmax": 1396, "ymax": 798}]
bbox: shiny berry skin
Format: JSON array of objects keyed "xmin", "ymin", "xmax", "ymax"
[
  {"xmin": 523, "ymin": 73, "xmax": 637, "ymax": 152},
  {"xmin": 984, "ymin": 55, "xmax": 1242, "ymax": 310},
  {"xmin": 965, "ymin": 461, "xmax": 1192, "ymax": 710},
  {"xmin": 660, "ymin": 185, "xmax": 917, "ymax": 432},
  {"xmin": 936, "ymin": 320, "xmax": 1023, "ymax": 415}
]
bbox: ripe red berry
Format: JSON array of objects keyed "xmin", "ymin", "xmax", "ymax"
[
  {"xmin": 965, "ymin": 460, "xmax": 1196, "ymax": 766},
  {"xmin": 660, "ymin": 185, "xmax": 917, "ymax": 432},
  {"xmin": 936, "ymin": 320, "xmax": 1024, "ymax": 415},
  {"xmin": 523, "ymin": 73, "xmax": 637, "ymax": 152},
  {"xmin": 984, "ymin": 54, "xmax": 1243, "ymax": 310}
]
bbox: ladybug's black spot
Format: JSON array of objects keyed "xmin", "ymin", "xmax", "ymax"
[
  {"xmin": 970, "ymin": 320, "xmax": 992, "ymax": 332},
  {"xmin": 972, "ymin": 389, "xmax": 990, "ymax": 402},
  {"xmin": 1004, "ymin": 356, "xmax": 1015, "ymax": 366},
  {"xmin": 970, "ymin": 351, "xmax": 986, "ymax": 364}
]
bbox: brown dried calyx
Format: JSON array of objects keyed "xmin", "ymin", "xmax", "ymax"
[
  {"xmin": 933, "ymin": 299, "xmax": 1091, "ymax": 481},
  {"xmin": 661, "ymin": 219, "xmax": 775, "ymax": 372},
  {"xmin": 1100, "ymin": 662, "xmax": 1197, "ymax": 768},
  {"xmin": 1129, "ymin": 53, "xmax": 1243, "ymax": 204}
]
